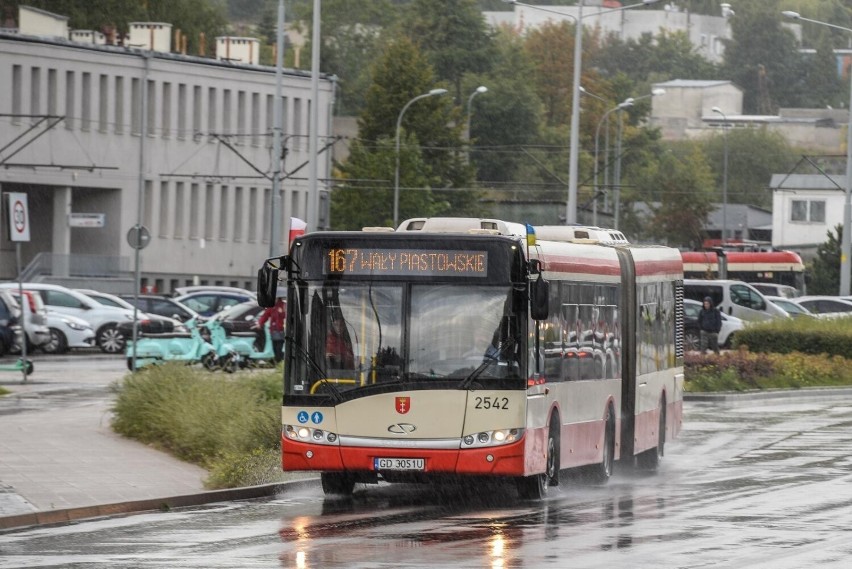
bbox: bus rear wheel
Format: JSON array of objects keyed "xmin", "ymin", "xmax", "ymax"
[
  {"xmin": 637, "ymin": 396, "xmax": 666, "ymax": 470},
  {"xmin": 321, "ymin": 472, "xmax": 355, "ymax": 496},
  {"xmin": 587, "ymin": 408, "xmax": 615, "ymax": 484},
  {"xmin": 517, "ymin": 416, "xmax": 559, "ymax": 500}
]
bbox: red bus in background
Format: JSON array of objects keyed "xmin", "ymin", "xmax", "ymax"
[{"xmin": 681, "ymin": 250, "xmax": 805, "ymax": 293}]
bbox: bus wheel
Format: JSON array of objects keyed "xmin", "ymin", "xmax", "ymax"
[
  {"xmin": 517, "ymin": 416, "xmax": 559, "ymax": 500},
  {"xmin": 637, "ymin": 396, "xmax": 666, "ymax": 470},
  {"xmin": 321, "ymin": 472, "xmax": 355, "ymax": 496},
  {"xmin": 588, "ymin": 407, "xmax": 615, "ymax": 484}
]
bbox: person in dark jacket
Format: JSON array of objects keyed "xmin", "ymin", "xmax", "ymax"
[{"xmin": 698, "ymin": 296, "xmax": 723, "ymax": 355}]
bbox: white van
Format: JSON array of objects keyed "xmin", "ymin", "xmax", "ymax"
[{"xmin": 683, "ymin": 279, "xmax": 789, "ymax": 322}]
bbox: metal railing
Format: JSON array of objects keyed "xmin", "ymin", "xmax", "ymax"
[{"xmin": 19, "ymin": 253, "xmax": 130, "ymax": 282}]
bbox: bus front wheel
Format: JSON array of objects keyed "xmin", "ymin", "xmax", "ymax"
[
  {"xmin": 321, "ymin": 472, "xmax": 355, "ymax": 496},
  {"xmin": 587, "ymin": 407, "xmax": 615, "ymax": 484},
  {"xmin": 516, "ymin": 416, "xmax": 560, "ymax": 500}
]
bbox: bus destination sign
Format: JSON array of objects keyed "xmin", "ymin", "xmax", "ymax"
[{"xmin": 326, "ymin": 248, "xmax": 488, "ymax": 277}]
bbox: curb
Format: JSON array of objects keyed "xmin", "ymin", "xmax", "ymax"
[
  {"xmin": 0, "ymin": 477, "xmax": 318, "ymax": 532},
  {"xmin": 684, "ymin": 386, "xmax": 852, "ymax": 403}
]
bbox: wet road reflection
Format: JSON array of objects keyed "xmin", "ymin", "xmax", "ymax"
[{"xmin": 3, "ymin": 397, "xmax": 852, "ymax": 567}]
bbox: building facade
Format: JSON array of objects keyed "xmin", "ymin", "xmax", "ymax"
[{"xmin": 0, "ymin": 28, "xmax": 335, "ymax": 293}]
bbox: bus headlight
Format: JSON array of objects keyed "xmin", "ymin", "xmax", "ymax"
[
  {"xmin": 461, "ymin": 428, "xmax": 523, "ymax": 448},
  {"xmin": 283, "ymin": 425, "xmax": 339, "ymax": 445}
]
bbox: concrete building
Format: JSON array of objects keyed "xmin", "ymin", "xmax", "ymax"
[
  {"xmin": 0, "ymin": 12, "xmax": 335, "ymax": 294},
  {"xmin": 485, "ymin": 2, "xmax": 732, "ymax": 63}
]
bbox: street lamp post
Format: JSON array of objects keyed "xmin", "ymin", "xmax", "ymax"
[
  {"xmin": 466, "ymin": 85, "xmax": 488, "ymax": 142},
  {"xmin": 782, "ymin": 11, "xmax": 852, "ymax": 295},
  {"xmin": 594, "ymin": 98, "xmax": 634, "ymax": 226},
  {"xmin": 393, "ymin": 88, "xmax": 448, "ymax": 228},
  {"xmin": 504, "ymin": 0, "xmax": 660, "ymax": 225},
  {"xmin": 712, "ymin": 107, "xmax": 729, "ymax": 244}
]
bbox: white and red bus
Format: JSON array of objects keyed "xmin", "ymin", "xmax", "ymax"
[
  {"xmin": 681, "ymin": 250, "xmax": 805, "ymax": 294},
  {"xmin": 257, "ymin": 218, "xmax": 684, "ymax": 499}
]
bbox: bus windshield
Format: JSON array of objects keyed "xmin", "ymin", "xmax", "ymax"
[{"xmin": 286, "ymin": 282, "xmax": 524, "ymax": 398}]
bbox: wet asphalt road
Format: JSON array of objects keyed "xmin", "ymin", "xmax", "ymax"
[{"xmin": 2, "ymin": 395, "xmax": 852, "ymax": 568}]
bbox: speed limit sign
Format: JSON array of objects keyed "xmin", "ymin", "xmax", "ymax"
[{"xmin": 6, "ymin": 192, "xmax": 30, "ymax": 242}]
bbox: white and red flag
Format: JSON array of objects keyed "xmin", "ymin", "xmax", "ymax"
[{"xmin": 288, "ymin": 217, "xmax": 307, "ymax": 245}]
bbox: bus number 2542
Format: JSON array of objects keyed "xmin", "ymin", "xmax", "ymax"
[{"xmin": 474, "ymin": 396, "xmax": 509, "ymax": 410}]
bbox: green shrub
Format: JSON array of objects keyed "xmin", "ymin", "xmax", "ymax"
[
  {"xmin": 734, "ymin": 317, "xmax": 852, "ymax": 358},
  {"xmin": 111, "ymin": 364, "xmax": 283, "ymax": 487}
]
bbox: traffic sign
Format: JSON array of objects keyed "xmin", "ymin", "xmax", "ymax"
[
  {"xmin": 7, "ymin": 192, "xmax": 30, "ymax": 242},
  {"xmin": 126, "ymin": 225, "xmax": 151, "ymax": 249}
]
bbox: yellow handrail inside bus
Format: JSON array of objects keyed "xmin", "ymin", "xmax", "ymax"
[{"xmin": 310, "ymin": 378, "xmax": 357, "ymax": 394}]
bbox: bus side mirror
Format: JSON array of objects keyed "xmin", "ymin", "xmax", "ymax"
[
  {"xmin": 257, "ymin": 261, "xmax": 280, "ymax": 308},
  {"xmin": 530, "ymin": 274, "xmax": 550, "ymax": 320}
]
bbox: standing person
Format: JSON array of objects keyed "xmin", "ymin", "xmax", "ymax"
[
  {"xmin": 254, "ymin": 297, "xmax": 286, "ymax": 363},
  {"xmin": 326, "ymin": 312, "xmax": 354, "ymax": 368},
  {"xmin": 698, "ymin": 296, "xmax": 722, "ymax": 355}
]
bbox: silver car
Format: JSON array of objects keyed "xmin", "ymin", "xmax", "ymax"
[{"xmin": 7, "ymin": 289, "xmax": 50, "ymax": 351}]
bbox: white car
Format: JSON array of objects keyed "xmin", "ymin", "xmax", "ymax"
[
  {"xmin": 765, "ymin": 296, "xmax": 815, "ymax": 319},
  {"xmin": 41, "ymin": 311, "xmax": 96, "ymax": 354},
  {"xmin": 0, "ymin": 283, "xmax": 137, "ymax": 354},
  {"xmin": 794, "ymin": 296, "xmax": 852, "ymax": 319}
]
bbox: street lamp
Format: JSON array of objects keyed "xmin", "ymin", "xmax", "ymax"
[
  {"xmin": 393, "ymin": 88, "xmax": 448, "ymax": 228},
  {"xmin": 466, "ymin": 85, "xmax": 488, "ymax": 142},
  {"xmin": 594, "ymin": 97, "xmax": 634, "ymax": 226},
  {"xmin": 711, "ymin": 107, "xmax": 729, "ymax": 244},
  {"xmin": 782, "ymin": 11, "xmax": 852, "ymax": 295},
  {"xmin": 503, "ymin": 0, "xmax": 660, "ymax": 225}
]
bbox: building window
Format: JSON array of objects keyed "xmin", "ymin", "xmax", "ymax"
[
  {"xmin": 147, "ymin": 79, "xmax": 156, "ymax": 135},
  {"xmin": 81, "ymin": 72, "xmax": 91, "ymax": 131},
  {"xmin": 189, "ymin": 183, "xmax": 200, "ymax": 238},
  {"xmin": 115, "ymin": 76, "xmax": 124, "ymax": 134},
  {"xmin": 98, "ymin": 74, "xmax": 108, "ymax": 132},
  {"xmin": 251, "ymin": 92, "xmax": 260, "ymax": 146},
  {"xmin": 193, "ymin": 85, "xmax": 202, "ymax": 138},
  {"xmin": 265, "ymin": 94, "xmax": 273, "ymax": 148},
  {"xmin": 174, "ymin": 181, "xmax": 185, "ymax": 238},
  {"xmin": 262, "ymin": 187, "xmax": 271, "ymax": 243},
  {"xmin": 159, "ymin": 181, "xmax": 170, "ymax": 237},
  {"xmin": 219, "ymin": 185, "xmax": 229, "ymax": 240},
  {"xmin": 248, "ymin": 186, "xmax": 257, "ymax": 242},
  {"xmin": 30, "ymin": 67, "xmax": 41, "ymax": 123},
  {"xmin": 205, "ymin": 183, "xmax": 214, "ymax": 240},
  {"xmin": 162, "ymin": 82, "xmax": 171, "ymax": 138},
  {"xmin": 131, "ymin": 77, "xmax": 140, "ymax": 134},
  {"xmin": 47, "ymin": 69, "xmax": 57, "ymax": 116},
  {"xmin": 293, "ymin": 97, "xmax": 302, "ymax": 150},
  {"xmin": 177, "ymin": 83, "xmax": 187, "ymax": 139},
  {"xmin": 12, "ymin": 65, "xmax": 22, "ymax": 124},
  {"xmin": 791, "ymin": 199, "xmax": 826, "ymax": 223},
  {"xmin": 234, "ymin": 186, "xmax": 243, "ymax": 242},
  {"xmin": 208, "ymin": 87, "xmax": 217, "ymax": 134},
  {"xmin": 223, "ymin": 89, "xmax": 232, "ymax": 134},
  {"xmin": 65, "ymin": 71, "xmax": 75, "ymax": 130},
  {"xmin": 144, "ymin": 180, "xmax": 154, "ymax": 228}
]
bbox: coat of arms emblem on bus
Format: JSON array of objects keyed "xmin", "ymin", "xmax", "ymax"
[{"xmin": 395, "ymin": 396, "xmax": 411, "ymax": 414}]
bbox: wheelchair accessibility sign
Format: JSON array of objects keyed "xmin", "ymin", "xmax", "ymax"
[{"xmin": 297, "ymin": 411, "xmax": 324, "ymax": 424}]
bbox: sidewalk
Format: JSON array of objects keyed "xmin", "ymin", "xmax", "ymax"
[{"xmin": 0, "ymin": 356, "xmax": 211, "ymax": 528}]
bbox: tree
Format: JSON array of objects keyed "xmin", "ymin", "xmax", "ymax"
[
  {"xmin": 522, "ymin": 21, "xmax": 574, "ymax": 127},
  {"xmin": 403, "ymin": 0, "xmax": 496, "ymax": 102},
  {"xmin": 808, "ymin": 225, "xmax": 846, "ymax": 295},
  {"xmin": 721, "ymin": 2, "xmax": 806, "ymax": 113}
]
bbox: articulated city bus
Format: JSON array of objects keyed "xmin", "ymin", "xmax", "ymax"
[
  {"xmin": 681, "ymin": 250, "xmax": 805, "ymax": 293},
  {"xmin": 257, "ymin": 218, "xmax": 684, "ymax": 499}
]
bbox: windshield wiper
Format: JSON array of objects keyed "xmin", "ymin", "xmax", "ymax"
[
  {"xmin": 457, "ymin": 338, "xmax": 516, "ymax": 390},
  {"xmin": 404, "ymin": 370, "xmax": 447, "ymax": 380},
  {"xmin": 285, "ymin": 336, "xmax": 343, "ymax": 403}
]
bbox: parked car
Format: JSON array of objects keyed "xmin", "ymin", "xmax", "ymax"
[
  {"xmin": 683, "ymin": 298, "xmax": 745, "ymax": 351},
  {"xmin": 175, "ymin": 290, "xmax": 256, "ymax": 317},
  {"xmin": 209, "ymin": 300, "xmax": 265, "ymax": 334},
  {"xmin": 0, "ymin": 283, "xmax": 136, "ymax": 354},
  {"xmin": 7, "ymin": 289, "xmax": 51, "ymax": 351},
  {"xmin": 118, "ymin": 294, "xmax": 200, "ymax": 323},
  {"xmin": 0, "ymin": 290, "xmax": 24, "ymax": 357},
  {"xmin": 75, "ymin": 289, "xmax": 187, "ymax": 338},
  {"xmin": 41, "ymin": 311, "xmax": 96, "ymax": 354},
  {"xmin": 683, "ymin": 279, "xmax": 789, "ymax": 322},
  {"xmin": 794, "ymin": 296, "xmax": 852, "ymax": 319},
  {"xmin": 765, "ymin": 296, "xmax": 815, "ymax": 319},
  {"xmin": 748, "ymin": 283, "xmax": 800, "ymax": 299},
  {"xmin": 173, "ymin": 285, "xmax": 256, "ymax": 298}
]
